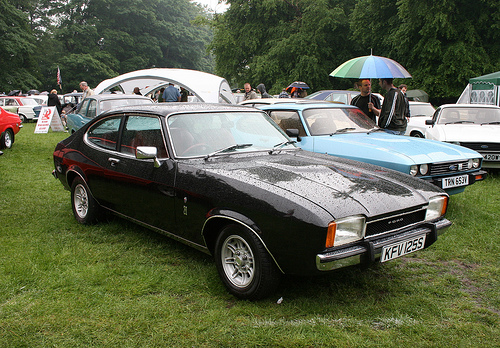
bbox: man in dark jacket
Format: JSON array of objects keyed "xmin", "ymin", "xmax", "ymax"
[
  {"xmin": 256, "ymin": 83, "xmax": 272, "ymax": 98},
  {"xmin": 378, "ymin": 78, "xmax": 407, "ymax": 135}
]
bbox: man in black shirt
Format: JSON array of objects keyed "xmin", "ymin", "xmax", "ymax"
[
  {"xmin": 378, "ymin": 78, "xmax": 408, "ymax": 135},
  {"xmin": 350, "ymin": 79, "xmax": 381, "ymax": 123}
]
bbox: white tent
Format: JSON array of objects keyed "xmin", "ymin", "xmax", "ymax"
[
  {"xmin": 457, "ymin": 71, "xmax": 500, "ymax": 106},
  {"xmin": 94, "ymin": 68, "xmax": 236, "ymax": 104}
]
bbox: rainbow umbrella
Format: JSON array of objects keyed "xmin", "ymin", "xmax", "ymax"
[{"xmin": 330, "ymin": 55, "xmax": 411, "ymax": 79}]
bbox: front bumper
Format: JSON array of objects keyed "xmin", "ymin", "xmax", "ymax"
[
  {"xmin": 316, "ymin": 218, "xmax": 452, "ymax": 271},
  {"xmin": 425, "ymin": 170, "xmax": 487, "ymax": 192}
]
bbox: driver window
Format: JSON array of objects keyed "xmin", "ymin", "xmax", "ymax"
[
  {"xmin": 121, "ymin": 116, "xmax": 168, "ymax": 158},
  {"xmin": 87, "ymin": 100, "xmax": 97, "ymax": 119},
  {"xmin": 268, "ymin": 111, "xmax": 307, "ymax": 136}
]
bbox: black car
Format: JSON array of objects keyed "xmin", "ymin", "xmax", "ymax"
[{"xmin": 52, "ymin": 103, "xmax": 451, "ymax": 299}]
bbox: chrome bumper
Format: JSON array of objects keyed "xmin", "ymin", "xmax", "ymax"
[{"xmin": 316, "ymin": 218, "xmax": 452, "ymax": 271}]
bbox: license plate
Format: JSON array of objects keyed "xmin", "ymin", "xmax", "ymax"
[
  {"xmin": 381, "ymin": 235, "xmax": 426, "ymax": 263},
  {"xmin": 442, "ymin": 174, "xmax": 468, "ymax": 189},
  {"xmin": 483, "ymin": 154, "xmax": 500, "ymax": 161}
]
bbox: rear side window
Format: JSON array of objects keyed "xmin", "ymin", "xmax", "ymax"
[
  {"xmin": 268, "ymin": 110, "xmax": 307, "ymax": 136},
  {"xmin": 120, "ymin": 115, "xmax": 168, "ymax": 158},
  {"xmin": 86, "ymin": 116, "xmax": 122, "ymax": 151}
]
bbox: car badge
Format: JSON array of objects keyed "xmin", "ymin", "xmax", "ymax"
[
  {"xmin": 449, "ymin": 165, "xmax": 457, "ymax": 171},
  {"xmin": 481, "ymin": 145, "xmax": 489, "ymax": 149}
]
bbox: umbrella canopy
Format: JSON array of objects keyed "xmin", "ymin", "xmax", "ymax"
[
  {"xmin": 286, "ymin": 81, "xmax": 309, "ymax": 92},
  {"xmin": 330, "ymin": 55, "xmax": 412, "ymax": 79}
]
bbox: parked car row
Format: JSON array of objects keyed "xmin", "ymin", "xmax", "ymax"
[
  {"xmin": 0, "ymin": 96, "xmax": 38, "ymax": 122},
  {"xmin": 0, "ymin": 107, "xmax": 22, "ymax": 149},
  {"xmin": 43, "ymin": 81, "xmax": 495, "ymax": 299}
]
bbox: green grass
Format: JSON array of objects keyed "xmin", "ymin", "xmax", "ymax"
[{"xmin": 1, "ymin": 123, "xmax": 499, "ymax": 347}]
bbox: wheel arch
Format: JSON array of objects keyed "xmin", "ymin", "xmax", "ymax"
[
  {"xmin": 202, "ymin": 213, "xmax": 284, "ymax": 274},
  {"xmin": 410, "ymin": 130, "xmax": 425, "ymax": 138}
]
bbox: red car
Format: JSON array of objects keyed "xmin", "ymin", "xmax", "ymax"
[{"xmin": 0, "ymin": 107, "xmax": 22, "ymax": 149}]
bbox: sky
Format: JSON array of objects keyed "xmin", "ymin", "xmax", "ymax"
[{"xmin": 194, "ymin": 0, "xmax": 229, "ymax": 13}]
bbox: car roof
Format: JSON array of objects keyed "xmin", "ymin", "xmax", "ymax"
[
  {"xmin": 440, "ymin": 104, "xmax": 500, "ymax": 109},
  {"xmin": 99, "ymin": 102, "xmax": 264, "ymax": 118},
  {"xmin": 256, "ymin": 101, "xmax": 359, "ymax": 110},
  {"xmin": 84, "ymin": 94, "xmax": 152, "ymax": 101},
  {"xmin": 239, "ymin": 99, "xmax": 332, "ymax": 106}
]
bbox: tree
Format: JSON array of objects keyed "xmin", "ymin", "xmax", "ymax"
[
  {"xmin": 0, "ymin": 0, "xmax": 40, "ymax": 92},
  {"xmin": 351, "ymin": 0, "xmax": 500, "ymax": 99},
  {"xmin": 210, "ymin": 0, "xmax": 360, "ymax": 94}
]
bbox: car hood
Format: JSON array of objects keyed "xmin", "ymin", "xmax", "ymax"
[
  {"xmin": 196, "ymin": 150, "xmax": 442, "ymax": 221},
  {"xmin": 432, "ymin": 124, "xmax": 500, "ymax": 142},
  {"xmin": 307, "ymin": 131, "xmax": 481, "ymax": 167}
]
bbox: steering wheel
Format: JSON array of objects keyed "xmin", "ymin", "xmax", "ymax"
[{"xmin": 181, "ymin": 143, "xmax": 210, "ymax": 156}]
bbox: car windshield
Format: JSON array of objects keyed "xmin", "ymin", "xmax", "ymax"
[
  {"xmin": 437, "ymin": 107, "xmax": 500, "ymax": 125},
  {"xmin": 167, "ymin": 111, "xmax": 294, "ymax": 157},
  {"xmin": 303, "ymin": 107, "xmax": 376, "ymax": 135},
  {"xmin": 99, "ymin": 98, "xmax": 152, "ymax": 113},
  {"xmin": 410, "ymin": 104, "xmax": 435, "ymax": 116},
  {"xmin": 21, "ymin": 98, "xmax": 38, "ymax": 106}
]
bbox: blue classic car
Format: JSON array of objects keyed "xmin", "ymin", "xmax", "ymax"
[
  {"xmin": 257, "ymin": 102, "xmax": 486, "ymax": 195},
  {"xmin": 66, "ymin": 94, "xmax": 153, "ymax": 133}
]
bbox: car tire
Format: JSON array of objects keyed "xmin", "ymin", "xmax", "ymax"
[
  {"xmin": 214, "ymin": 224, "xmax": 281, "ymax": 300},
  {"xmin": 71, "ymin": 177, "xmax": 102, "ymax": 224},
  {"xmin": 0, "ymin": 129, "xmax": 14, "ymax": 149},
  {"xmin": 411, "ymin": 131, "xmax": 424, "ymax": 138},
  {"xmin": 18, "ymin": 114, "xmax": 27, "ymax": 123}
]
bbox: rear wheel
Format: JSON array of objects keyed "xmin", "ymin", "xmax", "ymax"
[
  {"xmin": 214, "ymin": 224, "xmax": 281, "ymax": 300},
  {"xmin": 0, "ymin": 129, "xmax": 14, "ymax": 149},
  {"xmin": 411, "ymin": 131, "xmax": 424, "ymax": 138},
  {"xmin": 18, "ymin": 114, "xmax": 27, "ymax": 123},
  {"xmin": 71, "ymin": 177, "xmax": 101, "ymax": 224}
]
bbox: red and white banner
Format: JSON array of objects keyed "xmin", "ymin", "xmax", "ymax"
[{"xmin": 34, "ymin": 107, "xmax": 65, "ymax": 133}]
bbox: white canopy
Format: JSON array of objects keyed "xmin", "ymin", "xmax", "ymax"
[{"xmin": 94, "ymin": 68, "xmax": 236, "ymax": 104}]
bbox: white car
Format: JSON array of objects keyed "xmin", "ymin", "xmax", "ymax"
[
  {"xmin": 414, "ymin": 104, "xmax": 500, "ymax": 169},
  {"xmin": 405, "ymin": 101, "xmax": 436, "ymax": 137}
]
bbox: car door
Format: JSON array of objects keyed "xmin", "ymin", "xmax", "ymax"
[{"xmin": 85, "ymin": 113, "xmax": 177, "ymax": 232}]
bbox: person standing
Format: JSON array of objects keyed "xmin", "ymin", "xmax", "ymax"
[
  {"xmin": 47, "ymin": 89, "xmax": 63, "ymax": 116},
  {"xmin": 378, "ymin": 78, "xmax": 407, "ymax": 135},
  {"xmin": 162, "ymin": 83, "xmax": 181, "ymax": 102},
  {"xmin": 133, "ymin": 87, "xmax": 142, "ymax": 95},
  {"xmin": 350, "ymin": 79, "xmax": 381, "ymax": 123},
  {"xmin": 256, "ymin": 83, "xmax": 272, "ymax": 98},
  {"xmin": 398, "ymin": 84, "xmax": 411, "ymax": 119},
  {"xmin": 79, "ymin": 81, "xmax": 94, "ymax": 99},
  {"xmin": 180, "ymin": 87, "xmax": 189, "ymax": 102},
  {"xmin": 242, "ymin": 83, "xmax": 258, "ymax": 100}
]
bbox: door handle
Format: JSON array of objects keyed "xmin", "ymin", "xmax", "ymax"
[{"xmin": 108, "ymin": 157, "xmax": 120, "ymax": 167}]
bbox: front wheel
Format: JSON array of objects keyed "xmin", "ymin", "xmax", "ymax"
[
  {"xmin": 0, "ymin": 129, "xmax": 14, "ymax": 149},
  {"xmin": 71, "ymin": 177, "xmax": 102, "ymax": 224},
  {"xmin": 411, "ymin": 131, "xmax": 424, "ymax": 138},
  {"xmin": 214, "ymin": 224, "xmax": 281, "ymax": 300}
]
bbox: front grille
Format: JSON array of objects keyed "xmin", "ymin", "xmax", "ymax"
[
  {"xmin": 459, "ymin": 142, "xmax": 500, "ymax": 152},
  {"xmin": 366, "ymin": 208, "xmax": 426, "ymax": 237},
  {"xmin": 429, "ymin": 160, "xmax": 470, "ymax": 175}
]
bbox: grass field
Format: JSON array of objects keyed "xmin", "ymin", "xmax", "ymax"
[{"xmin": 1, "ymin": 123, "xmax": 499, "ymax": 347}]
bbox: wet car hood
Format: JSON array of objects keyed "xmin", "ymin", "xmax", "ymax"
[
  {"xmin": 194, "ymin": 150, "xmax": 442, "ymax": 220},
  {"xmin": 304, "ymin": 131, "xmax": 481, "ymax": 165}
]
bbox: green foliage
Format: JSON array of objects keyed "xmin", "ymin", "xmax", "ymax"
[{"xmin": 0, "ymin": 0, "xmax": 40, "ymax": 92}]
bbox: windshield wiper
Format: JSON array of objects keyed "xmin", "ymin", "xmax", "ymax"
[
  {"xmin": 445, "ymin": 121, "xmax": 474, "ymax": 125},
  {"xmin": 481, "ymin": 121, "xmax": 500, "ymax": 125},
  {"xmin": 269, "ymin": 140, "xmax": 296, "ymax": 154},
  {"xmin": 204, "ymin": 143, "xmax": 253, "ymax": 160},
  {"xmin": 330, "ymin": 127, "xmax": 355, "ymax": 135}
]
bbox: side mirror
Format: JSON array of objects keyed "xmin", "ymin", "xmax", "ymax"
[
  {"xmin": 136, "ymin": 146, "xmax": 161, "ymax": 168},
  {"xmin": 425, "ymin": 119, "xmax": 434, "ymax": 126},
  {"xmin": 285, "ymin": 128, "xmax": 301, "ymax": 142}
]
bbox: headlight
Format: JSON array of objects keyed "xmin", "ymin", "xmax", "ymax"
[
  {"xmin": 419, "ymin": 164, "xmax": 429, "ymax": 175},
  {"xmin": 410, "ymin": 165, "xmax": 418, "ymax": 176},
  {"xmin": 326, "ymin": 215, "xmax": 366, "ymax": 248},
  {"xmin": 425, "ymin": 195, "xmax": 448, "ymax": 221},
  {"xmin": 471, "ymin": 158, "xmax": 480, "ymax": 169}
]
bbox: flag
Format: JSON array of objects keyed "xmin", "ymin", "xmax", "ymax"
[{"xmin": 57, "ymin": 67, "xmax": 62, "ymax": 88}]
